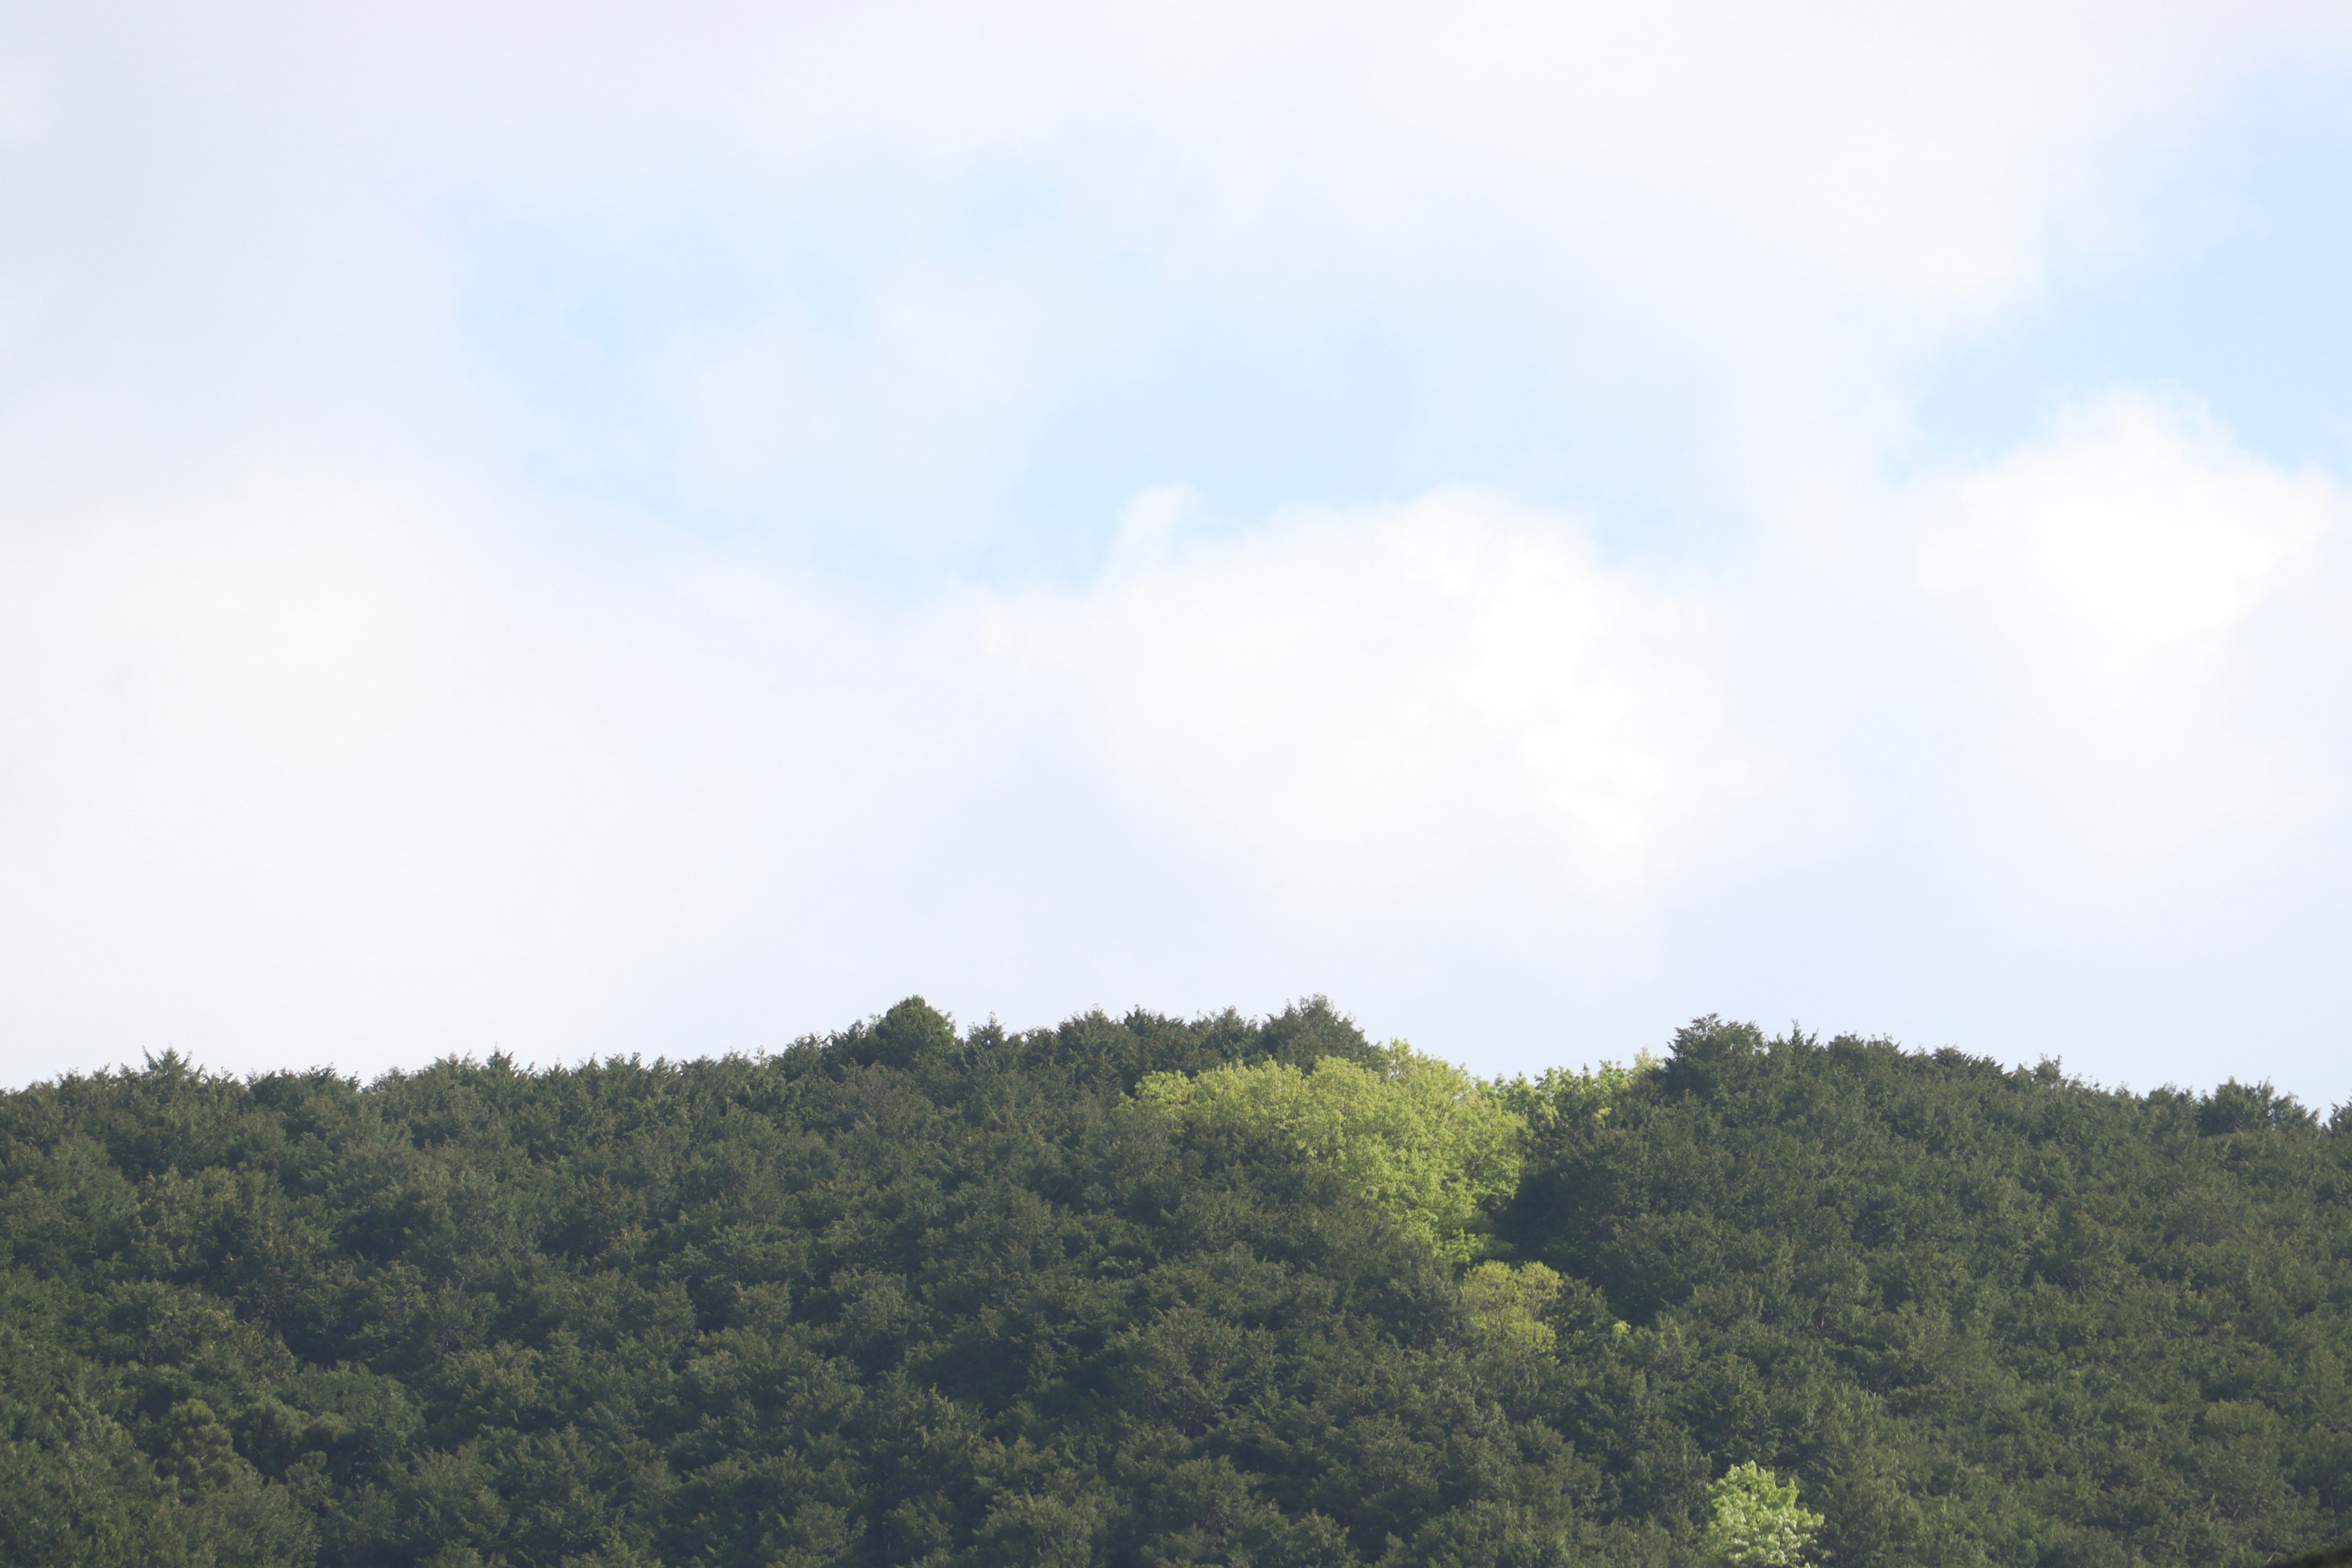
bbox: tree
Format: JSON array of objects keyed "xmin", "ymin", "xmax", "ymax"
[
  {"xmin": 1703, "ymin": 1461, "xmax": 1823, "ymax": 1568},
  {"xmin": 1461, "ymin": 1260, "xmax": 1565, "ymax": 1357},
  {"xmin": 1136, "ymin": 1041, "xmax": 1524, "ymax": 1262}
]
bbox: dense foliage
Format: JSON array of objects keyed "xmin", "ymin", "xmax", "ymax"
[
  {"xmin": 0, "ymin": 1001, "xmax": 2346, "ymax": 1568},
  {"xmin": 1135, "ymin": 1044, "xmax": 1523, "ymax": 1264}
]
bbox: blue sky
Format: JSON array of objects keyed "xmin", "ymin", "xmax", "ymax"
[{"xmin": 4, "ymin": 1, "xmax": 2350, "ymax": 1104}]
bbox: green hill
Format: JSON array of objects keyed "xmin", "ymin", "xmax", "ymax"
[{"xmin": 0, "ymin": 1001, "xmax": 2345, "ymax": 1567}]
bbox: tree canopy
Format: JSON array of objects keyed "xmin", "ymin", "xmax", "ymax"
[
  {"xmin": 1136, "ymin": 1041, "xmax": 1524, "ymax": 1264},
  {"xmin": 0, "ymin": 1001, "xmax": 2345, "ymax": 1568},
  {"xmin": 1703, "ymin": 1463, "xmax": 1823, "ymax": 1568}
]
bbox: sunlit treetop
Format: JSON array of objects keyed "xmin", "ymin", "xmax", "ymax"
[{"xmin": 1136, "ymin": 1041, "xmax": 1525, "ymax": 1264}]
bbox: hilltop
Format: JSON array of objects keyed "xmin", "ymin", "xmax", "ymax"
[{"xmin": 1, "ymin": 1000, "xmax": 2345, "ymax": 1567}]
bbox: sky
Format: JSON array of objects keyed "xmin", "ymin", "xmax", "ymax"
[{"xmin": 4, "ymin": 1, "xmax": 2351, "ymax": 1106}]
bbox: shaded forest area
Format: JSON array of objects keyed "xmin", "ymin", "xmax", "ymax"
[{"xmin": 1, "ymin": 1000, "xmax": 2346, "ymax": 1568}]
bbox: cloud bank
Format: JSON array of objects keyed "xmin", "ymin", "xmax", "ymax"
[{"xmin": 2, "ymin": 1, "xmax": 2350, "ymax": 1100}]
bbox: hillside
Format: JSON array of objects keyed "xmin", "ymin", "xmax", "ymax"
[{"xmin": 0, "ymin": 1001, "xmax": 2345, "ymax": 1567}]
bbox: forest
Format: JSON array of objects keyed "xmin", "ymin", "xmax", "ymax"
[{"xmin": 1, "ymin": 998, "xmax": 2347, "ymax": 1568}]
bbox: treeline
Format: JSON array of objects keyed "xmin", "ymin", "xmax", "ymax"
[{"xmin": 0, "ymin": 1000, "xmax": 2346, "ymax": 1567}]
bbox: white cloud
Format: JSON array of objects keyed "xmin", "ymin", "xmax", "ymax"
[
  {"xmin": 0, "ymin": 474, "xmax": 1743, "ymax": 1074},
  {"xmin": 990, "ymin": 487, "xmax": 1741, "ymax": 897},
  {"xmin": 13, "ymin": 0, "xmax": 2344, "ymax": 467},
  {"xmin": 1, "ymin": 421, "xmax": 2347, "ymax": 1099},
  {"xmin": 0, "ymin": 479, "xmax": 700, "ymax": 1070},
  {"xmin": 4, "ymin": 0, "xmax": 2352, "ymax": 1104},
  {"xmin": 1918, "ymin": 388, "xmax": 2339, "ymax": 853}
]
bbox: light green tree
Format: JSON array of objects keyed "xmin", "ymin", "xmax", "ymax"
[
  {"xmin": 1461, "ymin": 1259, "xmax": 1564, "ymax": 1357},
  {"xmin": 1703, "ymin": 1461, "xmax": 1823, "ymax": 1568},
  {"xmin": 1136, "ymin": 1042, "xmax": 1524, "ymax": 1262},
  {"xmin": 1491, "ymin": 1052, "xmax": 1657, "ymax": 1132}
]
